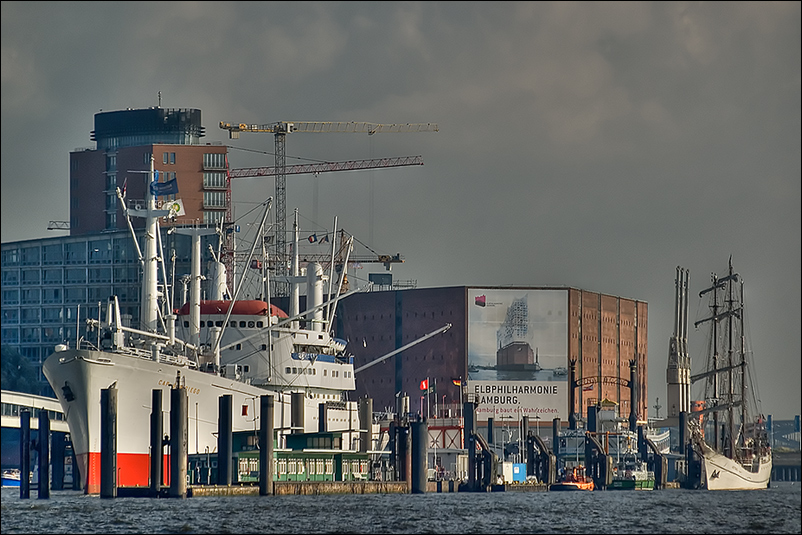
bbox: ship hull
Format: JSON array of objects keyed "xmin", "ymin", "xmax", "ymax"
[
  {"xmin": 43, "ymin": 348, "xmax": 358, "ymax": 494},
  {"xmin": 698, "ymin": 441, "xmax": 772, "ymax": 490}
]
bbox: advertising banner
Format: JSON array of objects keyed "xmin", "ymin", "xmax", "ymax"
[{"xmin": 467, "ymin": 288, "xmax": 569, "ymax": 421}]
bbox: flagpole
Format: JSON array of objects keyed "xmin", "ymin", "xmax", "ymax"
[
  {"xmin": 434, "ymin": 378, "xmax": 437, "ymax": 418},
  {"xmin": 427, "ymin": 376, "xmax": 430, "ymax": 419}
]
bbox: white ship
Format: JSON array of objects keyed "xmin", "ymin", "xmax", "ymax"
[
  {"xmin": 688, "ymin": 258, "xmax": 771, "ymax": 490},
  {"xmin": 43, "ymin": 158, "xmax": 445, "ymax": 493}
]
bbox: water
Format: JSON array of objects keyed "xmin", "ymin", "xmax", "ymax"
[{"xmin": 2, "ymin": 483, "xmax": 800, "ymax": 534}]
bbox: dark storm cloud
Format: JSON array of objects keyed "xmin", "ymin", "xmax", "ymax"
[{"xmin": 2, "ymin": 2, "xmax": 799, "ymax": 418}]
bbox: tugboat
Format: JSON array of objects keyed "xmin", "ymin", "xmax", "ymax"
[{"xmin": 549, "ymin": 465, "xmax": 594, "ymax": 491}]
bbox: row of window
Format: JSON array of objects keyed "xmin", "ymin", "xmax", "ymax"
[
  {"xmin": 1, "ymin": 326, "xmax": 73, "ymax": 344},
  {"xmin": 2, "ymin": 267, "xmax": 139, "ymax": 286},
  {"xmin": 0, "ymin": 403, "xmax": 66, "ymax": 422},
  {"xmin": 2, "ymin": 240, "xmax": 138, "ymax": 266},
  {"xmin": 187, "ymin": 319, "xmax": 267, "ymax": 329},
  {"xmin": 283, "ymin": 367, "xmax": 351, "ymax": 379},
  {"xmin": 2, "ymin": 286, "xmax": 139, "ymax": 306}
]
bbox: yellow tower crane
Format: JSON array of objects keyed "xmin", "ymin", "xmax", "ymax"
[{"xmin": 219, "ymin": 120, "xmax": 438, "ymax": 295}]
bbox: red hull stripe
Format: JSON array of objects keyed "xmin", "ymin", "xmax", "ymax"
[{"xmin": 83, "ymin": 452, "xmax": 171, "ymax": 494}]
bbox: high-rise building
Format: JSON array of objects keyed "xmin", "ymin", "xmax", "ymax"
[{"xmin": 69, "ymin": 107, "xmax": 228, "ymax": 235}]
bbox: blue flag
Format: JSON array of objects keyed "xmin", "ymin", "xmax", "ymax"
[{"xmin": 150, "ymin": 178, "xmax": 179, "ymax": 197}]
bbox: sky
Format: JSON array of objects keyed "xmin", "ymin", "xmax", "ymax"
[{"xmin": 2, "ymin": 2, "xmax": 800, "ymax": 420}]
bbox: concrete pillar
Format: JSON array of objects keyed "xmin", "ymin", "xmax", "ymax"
[
  {"xmin": 291, "ymin": 392, "xmax": 304, "ymax": 434},
  {"xmin": 359, "ymin": 397, "xmax": 373, "ymax": 453},
  {"xmin": 218, "ymin": 394, "xmax": 232, "ymax": 486},
  {"xmin": 259, "ymin": 394, "xmax": 274, "ymax": 496},
  {"xmin": 100, "ymin": 386, "xmax": 117, "ymax": 499},
  {"xmin": 318, "ymin": 403, "xmax": 327, "ymax": 433},
  {"xmin": 552, "ymin": 418, "xmax": 561, "ymax": 457},
  {"xmin": 51, "ymin": 432, "xmax": 65, "ymax": 491},
  {"xmin": 411, "ymin": 420, "xmax": 428, "ymax": 494},
  {"xmin": 150, "ymin": 389, "xmax": 163, "ymax": 496},
  {"xmin": 169, "ymin": 382, "xmax": 188, "ymax": 498},
  {"xmin": 37, "ymin": 409, "xmax": 51, "ymax": 499},
  {"xmin": 20, "ymin": 409, "xmax": 31, "ymax": 499}
]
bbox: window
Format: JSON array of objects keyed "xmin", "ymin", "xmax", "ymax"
[
  {"xmin": 42, "ymin": 269, "xmax": 62, "ymax": 285},
  {"xmin": 42, "ymin": 288, "xmax": 62, "ymax": 304},
  {"xmin": 65, "ymin": 268, "xmax": 86, "ymax": 284},
  {"xmin": 2, "ymin": 270, "xmax": 19, "ymax": 286},
  {"xmin": 65, "ymin": 288, "xmax": 86, "ymax": 303},
  {"xmin": 203, "ymin": 172, "xmax": 227, "ymax": 189},
  {"xmin": 170, "ymin": 152, "xmax": 176, "ymax": 164},
  {"xmin": 203, "ymin": 153, "xmax": 226, "ymax": 169},
  {"xmin": 2, "ymin": 248, "xmax": 20, "ymax": 266},
  {"xmin": 21, "ymin": 308, "xmax": 40, "ymax": 324},
  {"xmin": 204, "ymin": 211, "xmax": 224, "ymax": 225},
  {"xmin": 64, "ymin": 242, "xmax": 86, "ymax": 264},
  {"xmin": 22, "ymin": 269, "xmax": 42, "ymax": 285},
  {"xmin": 2, "ymin": 289, "xmax": 19, "ymax": 305},
  {"xmin": 21, "ymin": 247, "xmax": 40, "ymax": 266},
  {"xmin": 2, "ymin": 309, "xmax": 19, "ymax": 324},
  {"xmin": 163, "ymin": 152, "xmax": 168, "ymax": 164},
  {"xmin": 89, "ymin": 268, "xmax": 112, "ymax": 283},
  {"xmin": 203, "ymin": 191, "xmax": 226, "ymax": 208},
  {"xmin": 1, "ymin": 328, "xmax": 19, "ymax": 344},
  {"xmin": 21, "ymin": 327, "xmax": 39, "ymax": 344},
  {"xmin": 21, "ymin": 289, "xmax": 40, "ymax": 305},
  {"xmin": 42, "ymin": 244, "xmax": 63, "ymax": 265},
  {"xmin": 89, "ymin": 239, "xmax": 112, "ymax": 263},
  {"xmin": 88, "ymin": 287, "xmax": 112, "ymax": 302}
]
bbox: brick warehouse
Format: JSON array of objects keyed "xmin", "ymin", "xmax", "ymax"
[{"xmin": 328, "ymin": 285, "xmax": 648, "ymax": 423}]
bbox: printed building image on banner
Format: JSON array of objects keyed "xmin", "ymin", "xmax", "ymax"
[{"xmin": 467, "ymin": 288, "xmax": 569, "ymax": 421}]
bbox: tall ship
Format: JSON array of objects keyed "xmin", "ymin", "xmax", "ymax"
[
  {"xmin": 688, "ymin": 258, "xmax": 771, "ymax": 490},
  {"xmin": 42, "ymin": 158, "xmax": 440, "ymax": 493}
]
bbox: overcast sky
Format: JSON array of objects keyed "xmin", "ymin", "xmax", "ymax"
[{"xmin": 2, "ymin": 2, "xmax": 799, "ymax": 420}]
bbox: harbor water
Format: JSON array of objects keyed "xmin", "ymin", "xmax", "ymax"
[{"xmin": 1, "ymin": 482, "xmax": 800, "ymax": 534}]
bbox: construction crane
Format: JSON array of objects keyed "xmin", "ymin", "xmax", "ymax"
[
  {"xmin": 219, "ymin": 120, "xmax": 438, "ymax": 295},
  {"xmin": 228, "ymin": 155, "xmax": 423, "ymax": 179},
  {"xmin": 228, "ymin": 156, "xmax": 422, "ymax": 271}
]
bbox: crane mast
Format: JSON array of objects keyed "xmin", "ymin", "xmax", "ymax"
[{"xmin": 220, "ymin": 120, "xmax": 438, "ymax": 296}]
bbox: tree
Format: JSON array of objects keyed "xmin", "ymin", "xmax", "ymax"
[{"xmin": 1, "ymin": 345, "xmax": 41, "ymax": 395}]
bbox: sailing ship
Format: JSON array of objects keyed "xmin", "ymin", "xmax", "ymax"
[
  {"xmin": 688, "ymin": 258, "xmax": 771, "ymax": 490},
  {"xmin": 42, "ymin": 158, "xmax": 444, "ymax": 493}
]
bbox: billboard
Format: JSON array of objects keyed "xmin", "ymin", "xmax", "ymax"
[{"xmin": 467, "ymin": 288, "xmax": 568, "ymax": 421}]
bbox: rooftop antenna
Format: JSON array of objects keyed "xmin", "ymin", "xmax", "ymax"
[{"xmin": 158, "ymin": 91, "xmax": 162, "ymax": 107}]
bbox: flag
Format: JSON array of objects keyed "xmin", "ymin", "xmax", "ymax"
[
  {"xmin": 150, "ymin": 177, "xmax": 179, "ymax": 197},
  {"xmin": 308, "ymin": 233, "xmax": 317, "ymax": 243},
  {"xmin": 121, "ymin": 178, "xmax": 127, "ymax": 199},
  {"xmin": 583, "ymin": 384, "xmax": 594, "ymax": 391},
  {"xmin": 420, "ymin": 379, "xmax": 429, "ymax": 391},
  {"xmin": 319, "ymin": 234, "xmax": 329, "ymax": 244},
  {"xmin": 452, "ymin": 378, "xmax": 462, "ymax": 386},
  {"xmin": 166, "ymin": 198, "xmax": 185, "ymax": 216}
]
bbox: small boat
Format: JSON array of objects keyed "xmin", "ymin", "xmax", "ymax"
[
  {"xmin": 2, "ymin": 469, "xmax": 21, "ymax": 487},
  {"xmin": 608, "ymin": 452, "xmax": 655, "ymax": 490},
  {"xmin": 549, "ymin": 465, "xmax": 594, "ymax": 491}
]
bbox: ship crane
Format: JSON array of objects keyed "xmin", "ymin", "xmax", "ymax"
[{"xmin": 220, "ymin": 120, "xmax": 438, "ymax": 295}]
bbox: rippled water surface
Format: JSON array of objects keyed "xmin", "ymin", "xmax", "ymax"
[{"xmin": 2, "ymin": 483, "xmax": 800, "ymax": 534}]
